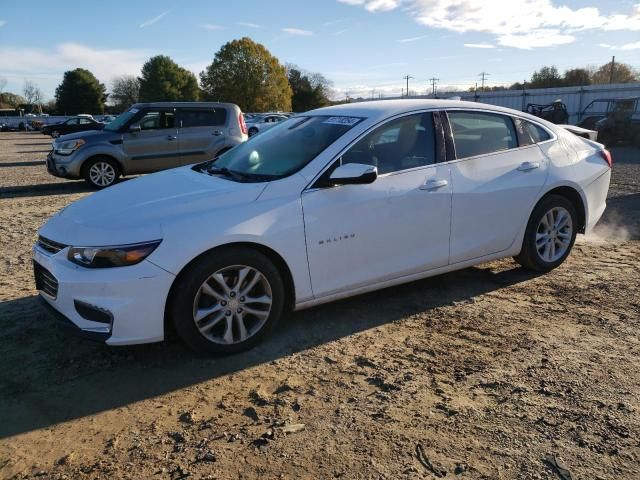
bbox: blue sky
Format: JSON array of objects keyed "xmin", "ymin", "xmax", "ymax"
[{"xmin": 1, "ymin": 0, "xmax": 639, "ymax": 101}]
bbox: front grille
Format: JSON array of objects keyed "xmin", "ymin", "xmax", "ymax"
[
  {"xmin": 37, "ymin": 235, "xmax": 66, "ymax": 255},
  {"xmin": 34, "ymin": 261, "xmax": 59, "ymax": 299}
]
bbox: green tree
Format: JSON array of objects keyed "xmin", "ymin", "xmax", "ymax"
[
  {"xmin": 287, "ymin": 64, "xmax": 332, "ymax": 112},
  {"xmin": 110, "ymin": 75, "xmax": 140, "ymax": 110},
  {"xmin": 529, "ymin": 66, "xmax": 564, "ymax": 88},
  {"xmin": 200, "ymin": 37, "xmax": 292, "ymax": 112},
  {"xmin": 563, "ymin": 68, "xmax": 592, "ymax": 87},
  {"xmin": 138, "ymin": 55, "xmax": 199, "ymax": 102},
  {"xmin": 55, "ymin": 68, "xmax": 107, "ymax": 114},
  {"xmin": 591, "ymin": 61, "xmax": 639, "ymax": 84}
]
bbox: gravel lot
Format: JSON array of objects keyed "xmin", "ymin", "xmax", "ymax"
[{"xmin": 0, "ymin": 131, "xmax": 639, "ymax": 480}]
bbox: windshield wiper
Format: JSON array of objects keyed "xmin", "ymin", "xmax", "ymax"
[{"xmin": 206, "ymin": 166, "xmax": 247, "ymax": 181}]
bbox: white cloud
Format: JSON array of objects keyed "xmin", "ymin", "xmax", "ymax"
[
  {"xmin": 201, "ymin": 24, "xmax": 224, "ymax": 30},
  {"xmin": 464, "ymin": 43, "xmax": 495, "ymax": 49},
  {"xmin": 140, "ymin": 10, "xmax": 170, "ymax": 28},
  {"xmin": 282, "ymin": 27, "xmax": 314, "ymax": 36},
  {"xmin": 397, "ymin": 35, "xmax": 428, "ymax": 42},
  {"xmin": 600, "ymin": 40, "xmax": 640, "ymax": 50},
  {"xmin": 338, "ymin": 0, "xmax": 640, "ymax": 49},
  {"xmin": 333, "ymin": 28, "xmax": 350, "ymax": 35},
  {"xmin": 0, "ymin": 20, "xmax": 6, "ymax": 27},
  {"xmin": 237, "ymin": 22, "xmax": 264, "ymax": 28},
  {"xmin": 338, "ymin": 0, "xmax": 401, "ymax": 12}
]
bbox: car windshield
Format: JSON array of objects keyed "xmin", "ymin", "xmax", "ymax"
[
  {"xmin": 199, "ymin": 115, "xmax": 363, "ymax": 181},
  {"xmin": 104, "ymin": 109, "xmax": 139, "ymax": 132}
]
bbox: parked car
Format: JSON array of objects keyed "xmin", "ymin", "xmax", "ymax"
[
  {"xmin": 34, "ymin": 100, "xmax": 611, "ymax": 354},
  {"xmin": 41, "ymin": 116, "xmax": 104, "ymax": 138},
  {"xmin": 45, "ymin": 102, "xmax": 248, "ymax": 189},
  {"xmin": 246, "ymin": 114, "xmax": 289, "ymax": 137},
  {"xmin": 577, "ymin": 97, "xmax": 640, "ymax": 147},
  {"xmin": 100, "ymin": 115, "xmax": 117, "ymax": 124}
]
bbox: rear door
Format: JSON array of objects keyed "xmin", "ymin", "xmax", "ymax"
[
  {"xmin": 176, "ymin": 107, "xmax": 228, "ymax": 164},
  {"xmin": 445, "ymin": 110, "xmax": 549, "ymax": 264},
  {"xmin": 122, "ymin": 108, "xmax": 178, "ymax": 173}
]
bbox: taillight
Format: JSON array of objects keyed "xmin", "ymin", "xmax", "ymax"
[
  {"xmin": 600, "ymin": 149, "xmax": 612, "ymax": 168},
  {"xmin": 239, "ymin": 112, "xmax": 247, "ymax": 135}
]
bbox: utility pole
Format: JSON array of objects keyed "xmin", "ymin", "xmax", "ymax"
[
  {"xmin": 609, "ymin": 55, "xmax": 615, "ymax": 84},
  {"xmin": 479, "ymin": 72, "xmax": 490, "ymax": 92},
  {"xmin": 402, "ymin": 74, "xmax": 413, "ymax": 97},
  {"xmin": 428, "ymin": 77, "xmax": 439, "ymax": 97}
]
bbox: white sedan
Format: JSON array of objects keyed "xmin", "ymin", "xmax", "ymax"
[
  {"xmin": 246, "ymin": 114, "xmax": 289, "ymax": 137},
  {"xmin": 33, "ymin": 100, "xmax": 612, "ymax": 353}
]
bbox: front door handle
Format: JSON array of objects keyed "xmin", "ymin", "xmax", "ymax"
[
  {"xmin": 419, "ymin": 179, "xmax": 448, "ymax": 191},
  {"xmin": 213, "ymin": 130, "xmax": 223, "ymax": 136},
  {"xmin": 167, "ymin": 135, "xmax": 177, "ymax": 141},
  {"xmin": 517, "ymin": 161, "xmax": 540, "ymax": 171}
]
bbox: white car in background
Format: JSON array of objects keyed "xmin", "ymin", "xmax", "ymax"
[
  {"xmin": 246, "ymin": 114, "xmax": 289, "ymax": 137},
  {"xmin": 33, "ymin": 100, "xmax": 611, "ymax": 354}
]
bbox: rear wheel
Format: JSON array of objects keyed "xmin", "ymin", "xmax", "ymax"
[
  {"xmin": 51, "ymin": 130, "xmax": 60, "ymax": 138},
  {"xmin": 169, "ymin": 247, "xmax": 285, "ymax": 354},
  {"xmin": 515, "ymin": 195, "xmax": 577, "ymax": 272},
  {"xmin": 83, "ymin": 156, "xmax": 120, "ymax": 189}
]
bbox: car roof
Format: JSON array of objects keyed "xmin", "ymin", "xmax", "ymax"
[{"xmin": 308, "ymin": 99, "xmax": 537, "ymax": 121}]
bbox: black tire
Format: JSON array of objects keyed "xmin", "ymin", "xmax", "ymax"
[
  {"xmin": 169, "ymin": 247, "xmax": 285, "ymax": 354},
  {"xmin": 514, "ymin": 194, "xmax": 578, "ymax": 272},
  {"xmin": 248, "ymin": 127, "xmax": 258, "ymax": 137},
  {"xmin": 51, "ymin": 130, "xmax": 60, "ymax": 138},
  {"xmin": 83, "ymin": 156, "xmax": 121, "ymax": 189}
]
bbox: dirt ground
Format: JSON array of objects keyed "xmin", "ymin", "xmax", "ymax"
[{"xmin": 0, "ymin": 131, "xmax": 638, "ymax": 480}]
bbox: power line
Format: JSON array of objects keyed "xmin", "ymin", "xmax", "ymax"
[
  {"xmin": 428, "ymin": 77, "xmax": 439, "ymax": 97},
  {"xmin": 479, "ymin": 72, "xmax": 490, "ymax": 92},
  {"xmin": 402, "ymin": 74, "xmax": 413, "ymax": 97}
]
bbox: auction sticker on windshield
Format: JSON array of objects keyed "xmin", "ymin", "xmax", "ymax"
[{"xmin": 323, "ymin": 116, "xmax": 362, "ymax": 126}]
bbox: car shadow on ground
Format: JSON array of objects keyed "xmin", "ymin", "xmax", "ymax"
[{"xmin": 0, "ymin": 262, "xmax": 542, "ymax": 439}]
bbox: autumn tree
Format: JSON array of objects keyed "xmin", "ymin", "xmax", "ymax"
[
  {"xmin": 529, "ymin": 66, "xmax": 564, "ymax": 88},
  {"xmin": 287, "ymin": 64, "xmax": 332, "ymax": 112},
  {"xmin": 200, "ymin": 37, "xmax": 291, "ymax": 112},
  {"xmin": 138, "ymin": 55, "xmax": 199, "ymax": 102},
  {"xmin": 591, "ymin": 61, "xmax": 639, "ymax": 84},
  {"xmin": 55, "ymin": 68, "xmax": 107, "ymax": 114},
  {"xmin": 110, "ymin": 75, "xmax": 140, "ymax": 110},
  {"xmin": 563, "ymin": 68, "xmax": 592, "ymax": 87}
]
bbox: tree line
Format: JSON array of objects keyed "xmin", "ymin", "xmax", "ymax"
[
  {"xmin": 0, "ymin": 37, "xmax": 333, "ymax": 115},
  {"xmin": 472, "ymin": 61, "xmax": 639, "ymax": 92}
]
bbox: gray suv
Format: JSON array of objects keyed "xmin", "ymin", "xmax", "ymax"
[{"xmin": 46, "ymin": 102, "xmax": 248, "ymax": 188}]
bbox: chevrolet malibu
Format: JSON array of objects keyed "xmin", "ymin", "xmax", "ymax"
[{"xmin": 33, "ymin": 100, "xmax": 612, "ymax": 354}]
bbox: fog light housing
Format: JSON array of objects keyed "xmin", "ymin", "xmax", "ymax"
[{"xmin": 74, "ymin": 300, "xmax": 113, "ymax": 325}]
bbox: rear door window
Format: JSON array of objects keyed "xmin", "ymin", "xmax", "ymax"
[
  {"xmin": 179, "ymin": 109, "xmax": 227, "ymax": 128},
  {"xmin": 448, "ymin": 111, "xmax": 517, "ymax": 159}
]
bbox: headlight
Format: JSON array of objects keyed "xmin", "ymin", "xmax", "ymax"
[
  {"xmin": 68, "ymin": 240, "xmax": 161, "ymax": 268},
  {"xmin": 56, "ymin": 139, "xmax": 86, "ymax": 155}
]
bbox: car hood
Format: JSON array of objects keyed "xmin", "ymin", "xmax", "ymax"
[
  {"xmin": 56, "ymin": 129, "xmax": 108, "ymax": 142},
  {"xmin": 39, "ymin": 167, "xmax": 268, "ymax": 246}
]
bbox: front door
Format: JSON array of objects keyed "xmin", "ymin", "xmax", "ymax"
[
  {"xmin": 302, "ymin": 112, "xmax": 452, "ymax": 298},
  {"xmin": 122, "ymin": 108, "xmax": 178, "ymax": 173}
]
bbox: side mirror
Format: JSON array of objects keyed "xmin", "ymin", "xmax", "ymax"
[
  {"xmin": 329, "ymin": 163, "xmax": 377, "ymax": 185},
  {"xmin": 129, "ymin": 124, "xmax": 141, "ymax": 133}
]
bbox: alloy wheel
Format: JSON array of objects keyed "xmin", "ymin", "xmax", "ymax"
[
  {"xmin": 192, "ymin": 265, "xmax": 273, "ymax": 345},
  {"xmin": 89, "ymin": 161, "xmax": 116, "ymax": 187},
  {"xmin": 535, "ymin": 206, "xmax": 573, "ymax": 263}
]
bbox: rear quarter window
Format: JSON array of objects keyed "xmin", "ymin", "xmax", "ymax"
[
  {"xmin": 514, "ymin": 117, "xmax": 552, "ymax": 146},
  {"xmin": 180, "ymin": 109, "xmax": 227, "ymax": 128}
]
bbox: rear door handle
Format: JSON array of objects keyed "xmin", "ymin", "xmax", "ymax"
[
  {"xmin": 213, "ymin": 130, "xmax": 223, "ymax": 136},
  {"xmin": 517, "ymin": 161, "xmax": 540, "ymax": 171},
  {"xmin": 167, "ymin": 135, "xmax": 177, "ymax": 141},
  {"xmin": 419, "ymin": 179, "xmax": 448, "ymax": 191}
]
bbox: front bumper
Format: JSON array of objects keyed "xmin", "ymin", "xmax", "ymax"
[
  {"xmin": 33, "ymin": 243, "xmax": 175, "ymax": 345},
  {"xmin": 46, "ymin": 150, "xmax": 83, "ymax": 179}
]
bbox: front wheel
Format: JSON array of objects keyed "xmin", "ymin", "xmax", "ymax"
[
  {"xmin": 83, "ymin": 156, "xmax": 120, "ymax": 189},
  {"xmin": 169, "ymin": 248, "xmax": 285, "ymax": 354},
  {"xmin": 514, "ymin": 195, "xmax": 577, "ymax": 272},
  {"xmin": 51, "ymin": 130, "xmax": 60, "ymax": 138}
]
